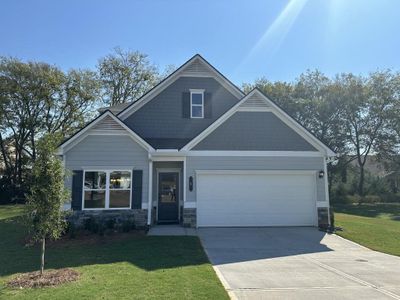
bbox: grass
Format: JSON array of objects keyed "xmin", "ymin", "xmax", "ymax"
[
  {"xmin": 0, "ymin": 204, "xmax": 228, "ymax": 299},
  {"xmin": 334, "ymin": 203, "xmax": 400, "ymax": 257}
]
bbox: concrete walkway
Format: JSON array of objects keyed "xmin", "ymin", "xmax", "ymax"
[
  {"xmin": 147, "ymin": 224, "xmax": 197, "ymax": 236},
  {"xmin": 198, "ymin": 227, "xmax": 400, "ymax": 300}
]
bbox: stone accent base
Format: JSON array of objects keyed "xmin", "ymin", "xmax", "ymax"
[
  {"xmin": 317, "ymin": 207, "xmax": 330, "ymax": 229},
  {"xmin": 69, "ymin": 209, "xmax": 148, "ymax": 229},
  {"xmin": 183, "ymin": 208, "xmax": 196, "ymax": 228}
]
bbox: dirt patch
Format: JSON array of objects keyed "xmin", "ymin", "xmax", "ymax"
[{"xmin": 7, "ymin": 268, "xmax": 80, "ymax": 289}]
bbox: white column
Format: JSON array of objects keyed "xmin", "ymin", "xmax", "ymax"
[
  {"xmin": 147, "ymin": 160, "xmax": 153, "ymax": 225},
  {"xmin": 323, "ymin": 156, "xmax": 331, "ymax": 226}
]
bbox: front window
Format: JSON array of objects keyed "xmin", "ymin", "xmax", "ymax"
[
  {"xmin": 83, "ymin": 170, "xmax": 132, "ymax": 210},
  {"xmin": 190, "ymin": 89, "xmax": 204, "ymax": 118}
]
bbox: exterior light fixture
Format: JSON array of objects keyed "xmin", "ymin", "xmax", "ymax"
[
  {"xmin": 319, "ymin": 170, "xmax": 324, "ymax": 178},
  {"xmin": 189, "ymin": 176, "xmax": 193, "ymax": 191}
]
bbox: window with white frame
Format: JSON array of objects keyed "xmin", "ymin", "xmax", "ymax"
[
  {"xmin": 83, "ymin": 170, "xmax": 132, "ymax": 209},
  {"xmin": 190, "ymin": 89, "xmax": 204, "ymax": 118}
]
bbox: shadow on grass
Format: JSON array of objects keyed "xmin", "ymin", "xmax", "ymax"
[
  {"xmin": 0, "ymin": 208, "xmax": 333, "ymax": 278},
  {"xmin": 0, "ymin": 215, "xmax": 208, "ymax": 277},
  {"xmin": 333, "ymin": 203, "xmax": 400, "ymax": 221}
]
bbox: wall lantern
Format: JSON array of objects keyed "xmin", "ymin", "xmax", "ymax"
[
  {"xmin": 189, "ymin": 176, "xmax": 193, "ymax": 191},
  {"xmin": 319, "ymin": 170, "xmax": 325, "ymax": 178}
]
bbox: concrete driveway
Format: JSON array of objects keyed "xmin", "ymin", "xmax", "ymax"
[{"xmin": 198, "ymin": 227, "xmax": 400, "ymax": 300}]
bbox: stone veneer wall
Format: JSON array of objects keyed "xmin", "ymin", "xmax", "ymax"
[
  {"xmin": 183, "ymin": 208, "xmax": 196, "ymax": 228},
  {"xmin": 317, "ymin": 207, "xmax": 330, "ymax": 229},
  {"xmin": 69, "ymin": 209, "xmax": 148, "ymax": 229}
]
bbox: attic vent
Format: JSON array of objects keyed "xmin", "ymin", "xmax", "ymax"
[
  {"xmin": 240, "ymin": 93, "xmax": 269, "ymax": 108},
  {"xmin": 91, "ymin": 115, "xmax": 125, "ymax": 131},
  {"xmin": 182, "ymin": 58, "xmax": 210, "ymax": 75}
]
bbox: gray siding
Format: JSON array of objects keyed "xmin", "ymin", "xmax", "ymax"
[
  {"xmin": 65, "ymin": 135, "xmax": 149, "ymax": 206},
  {"xmin": 124, "ymin": 77, "xmax": 241, "ymax": 142},
  {"xmin": 193, "ymin": 112, "xmax": 317, "ymax": 151},
  {"xmin": 185, "ymin": 156, "xmax": 326, "ymax": 203}
]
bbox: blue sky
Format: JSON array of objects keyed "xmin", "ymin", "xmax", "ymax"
[{"xmin": 0, "ymin": 0, "xmax": 399, "ymax": 85}]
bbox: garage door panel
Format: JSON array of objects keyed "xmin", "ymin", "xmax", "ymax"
[{"xmin": 197, "ymin": 172, "xmax": 316, "ymax": 227}]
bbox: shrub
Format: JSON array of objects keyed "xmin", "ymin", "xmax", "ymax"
[{"xmin": 363, "ymin": 195, "xmax": 382, "ymax": 203}]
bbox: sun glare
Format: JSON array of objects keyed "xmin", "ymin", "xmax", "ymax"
[{"xmin": 237, "ymin": 0, "xmax": 309, "ymax": 70}]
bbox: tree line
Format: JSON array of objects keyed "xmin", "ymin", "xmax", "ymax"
[{"xmin": 1, "ymin": 49, "xmax": 400, "ymax": 203}]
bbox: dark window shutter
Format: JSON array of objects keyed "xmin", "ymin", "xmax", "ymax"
[
  {"xmin": 204, "ymin": 92, "xmax": 212, "ymax": 119},
  {"xmin": 132, "ymin": 170, "xmax": 143, "ymax": 209},
  {"xmin": 182, "ymin": 92, "xmax": 190, "ymax": 118},
  {"xmin": 71, "ymin": 170, "xmax": 83, "ymax": 211}
]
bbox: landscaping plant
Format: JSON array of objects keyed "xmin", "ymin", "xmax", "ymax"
[{"xmin": 25, "ymin": 134, "xmax": 69, "ymax": 275}]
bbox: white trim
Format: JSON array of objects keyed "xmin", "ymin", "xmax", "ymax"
[
  {"xmin": 186, "ymin": 151, "xmax": 324, "ymax": 157},
  {"xmin": 190, "ymin": 89, "xmax": 204, "ymax": 119},
  {"xmin": 323, "ymin": 156, "xmax": 331, "ymax": 226},
  {"xmin": 58, "ymin": 111, "xmax": 155, "ymax": 155},
  {"xmin": 82, "ymin": 169, "xmax": 132, "ymax": 211},
  {"xmin": 195, "ymin": 170, "xmax": 317, "ymax": 176},
  {"xmin": 184, "ymin": 201, "xmax": 196, "ymax": 208},
  {"xmin": 150, "ymin": 156, "xmax": 186, "ymax": 161},
  {"xmin": 118, "ymin": 55, "xmax": 244, "ymax": 120},
  {"xmin": 147, "ymin": 160, "xmax": 153, "ymax": 225},
  {"xmin": 80, "ymin": 166, "xmax": 134, "ymax": 170},
  {"xmin": 317, "ymin": 201, "xmax": 329, "ymax": 208},
  {"xmin": 181, "ymin": 89, "xmax": 336, "ymax": 157},
  {"xmin": 183, "ymin": 157, "xmax": 187, "ymax": 203}
]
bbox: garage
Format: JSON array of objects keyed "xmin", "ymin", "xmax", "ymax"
[{"xmin": 196, "ymin": 170, "xmax": 317, "ymax": 227}]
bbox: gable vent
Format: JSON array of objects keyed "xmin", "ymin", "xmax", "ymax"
[
  {"xmin": 240, "ymin": 93, "xmax": 269, "ymax": 108},
  {"xmin": 181, "ymin": 58, "xmax": 211, "ymax": 76},
  {"xmin": 91, "ymin": 115, "xmax": 125, "ymax": 131}
]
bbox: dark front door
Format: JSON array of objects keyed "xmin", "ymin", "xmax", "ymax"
[{"xmin": 158, "ymin": 172, "xmax": 179, "ymax": 223}]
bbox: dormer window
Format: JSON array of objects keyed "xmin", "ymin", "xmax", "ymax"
[{"xmin": 190, "ymin": 89, "xmax": 204, "ymax": 118}]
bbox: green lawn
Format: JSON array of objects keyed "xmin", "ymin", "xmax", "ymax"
[
  {"xmin": 334, "ymin": 203, "xmax": 400, "ymax": 257},
  {"xmin": 0, "ymin": 205, "xmax": 228, "ymax": 299}
]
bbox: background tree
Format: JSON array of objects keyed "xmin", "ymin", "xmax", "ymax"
[
  {"xmin": 97, "ymin": 47, "xmax": 160, "ymax": 106},
  {"xmin": 26, "ymin": 134, "xmax": 69, "ymax": 275},
  {"xmin": 0, "ymin": 57, "xmax": 100, "ymax": 200},
  {"xmin": 338, "ymin": 71, "xmax": 399, "ymax": 196}
]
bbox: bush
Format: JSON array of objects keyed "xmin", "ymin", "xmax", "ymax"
[
  {"xmin": 84, "ymin": 217, "xmax": 99, "ymax": 234},
  {"xmin": 67, "ymin": 222, "xmax": 77, "ymax": 239},
  {"xmin": 346, "ymin": 194, "xmax": 362, "ymax": 204},
  {"xmin": 362, "ymin": 195, "xmax": 382, "ymax": 203}
]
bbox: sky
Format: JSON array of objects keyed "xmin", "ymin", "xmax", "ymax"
[{"xmin": 0, "ymin": 0, "xmax": 399, "ymax": 85}]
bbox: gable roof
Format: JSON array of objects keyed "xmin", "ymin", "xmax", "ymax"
[
  {"xmin": 181, "ymin": 88, "xmax": 336, "ymax": 157},
  {"xmin": 57, "ymin": 110, "xmax": 155, "ymax": 155},
  {"xmin": 117, "ymin": 54, "xmax": 245, "ymax": 120}
]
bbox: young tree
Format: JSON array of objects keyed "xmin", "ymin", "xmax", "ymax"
[
  {"xmin": 26, "ymin": 134, "xmax": 69, "ymax": 275},
  {"xmin": 97, "ymin": 47, "xmax": 160, "ymax": 105}
]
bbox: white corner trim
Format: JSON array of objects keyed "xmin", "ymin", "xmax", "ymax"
[
  {"xmin": 117, "ymin": 55, "xmax": 244, "ymax": 120},
  {"xmin": 185, "ymin": 151, "xmax": 324, "ymax": 157},
  {"xmin": 58, "ymin": 111, "xmax": 155, "ymax": 155},
  {"xmin": 147, "ymin": 160, "xmax": 153, "ymax": 225}
]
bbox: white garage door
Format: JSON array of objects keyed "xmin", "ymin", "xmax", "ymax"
[{"xmin": 196, "ymin": 171, "xmax": 317, "ymax": 227}]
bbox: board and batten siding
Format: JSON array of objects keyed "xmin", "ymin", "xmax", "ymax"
[
  {"xmin": 64, "ymin": 135, "xmax": 149, "ymax": 207},
  {"xmin": 185, "ymin": 156, "xmax": 327, "ymax": 203}
]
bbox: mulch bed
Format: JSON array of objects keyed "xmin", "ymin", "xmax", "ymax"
[{"xmin": 7, "ymin": 268, "xmax": 80, "ymax": 289}]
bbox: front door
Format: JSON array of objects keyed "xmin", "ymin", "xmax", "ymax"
[{"xmin": 158, "ymin": 172, "xmax": 179, "ymax": 223}]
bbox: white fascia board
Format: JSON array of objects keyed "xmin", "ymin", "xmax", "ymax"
[
  {"xmin": 118, "ymin": 55, "xmax": 244, "ymax": 120},
  {"xmin": 58, "ymin": 111, "xmax": 154, "ymax": 155},
  {"xmin": 185, "ymin": 151, "xmax": 324, "ymax": 157},
  {"xmin": 195, "ymin": 170, "xmax": 316, "ymax": 175}
]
